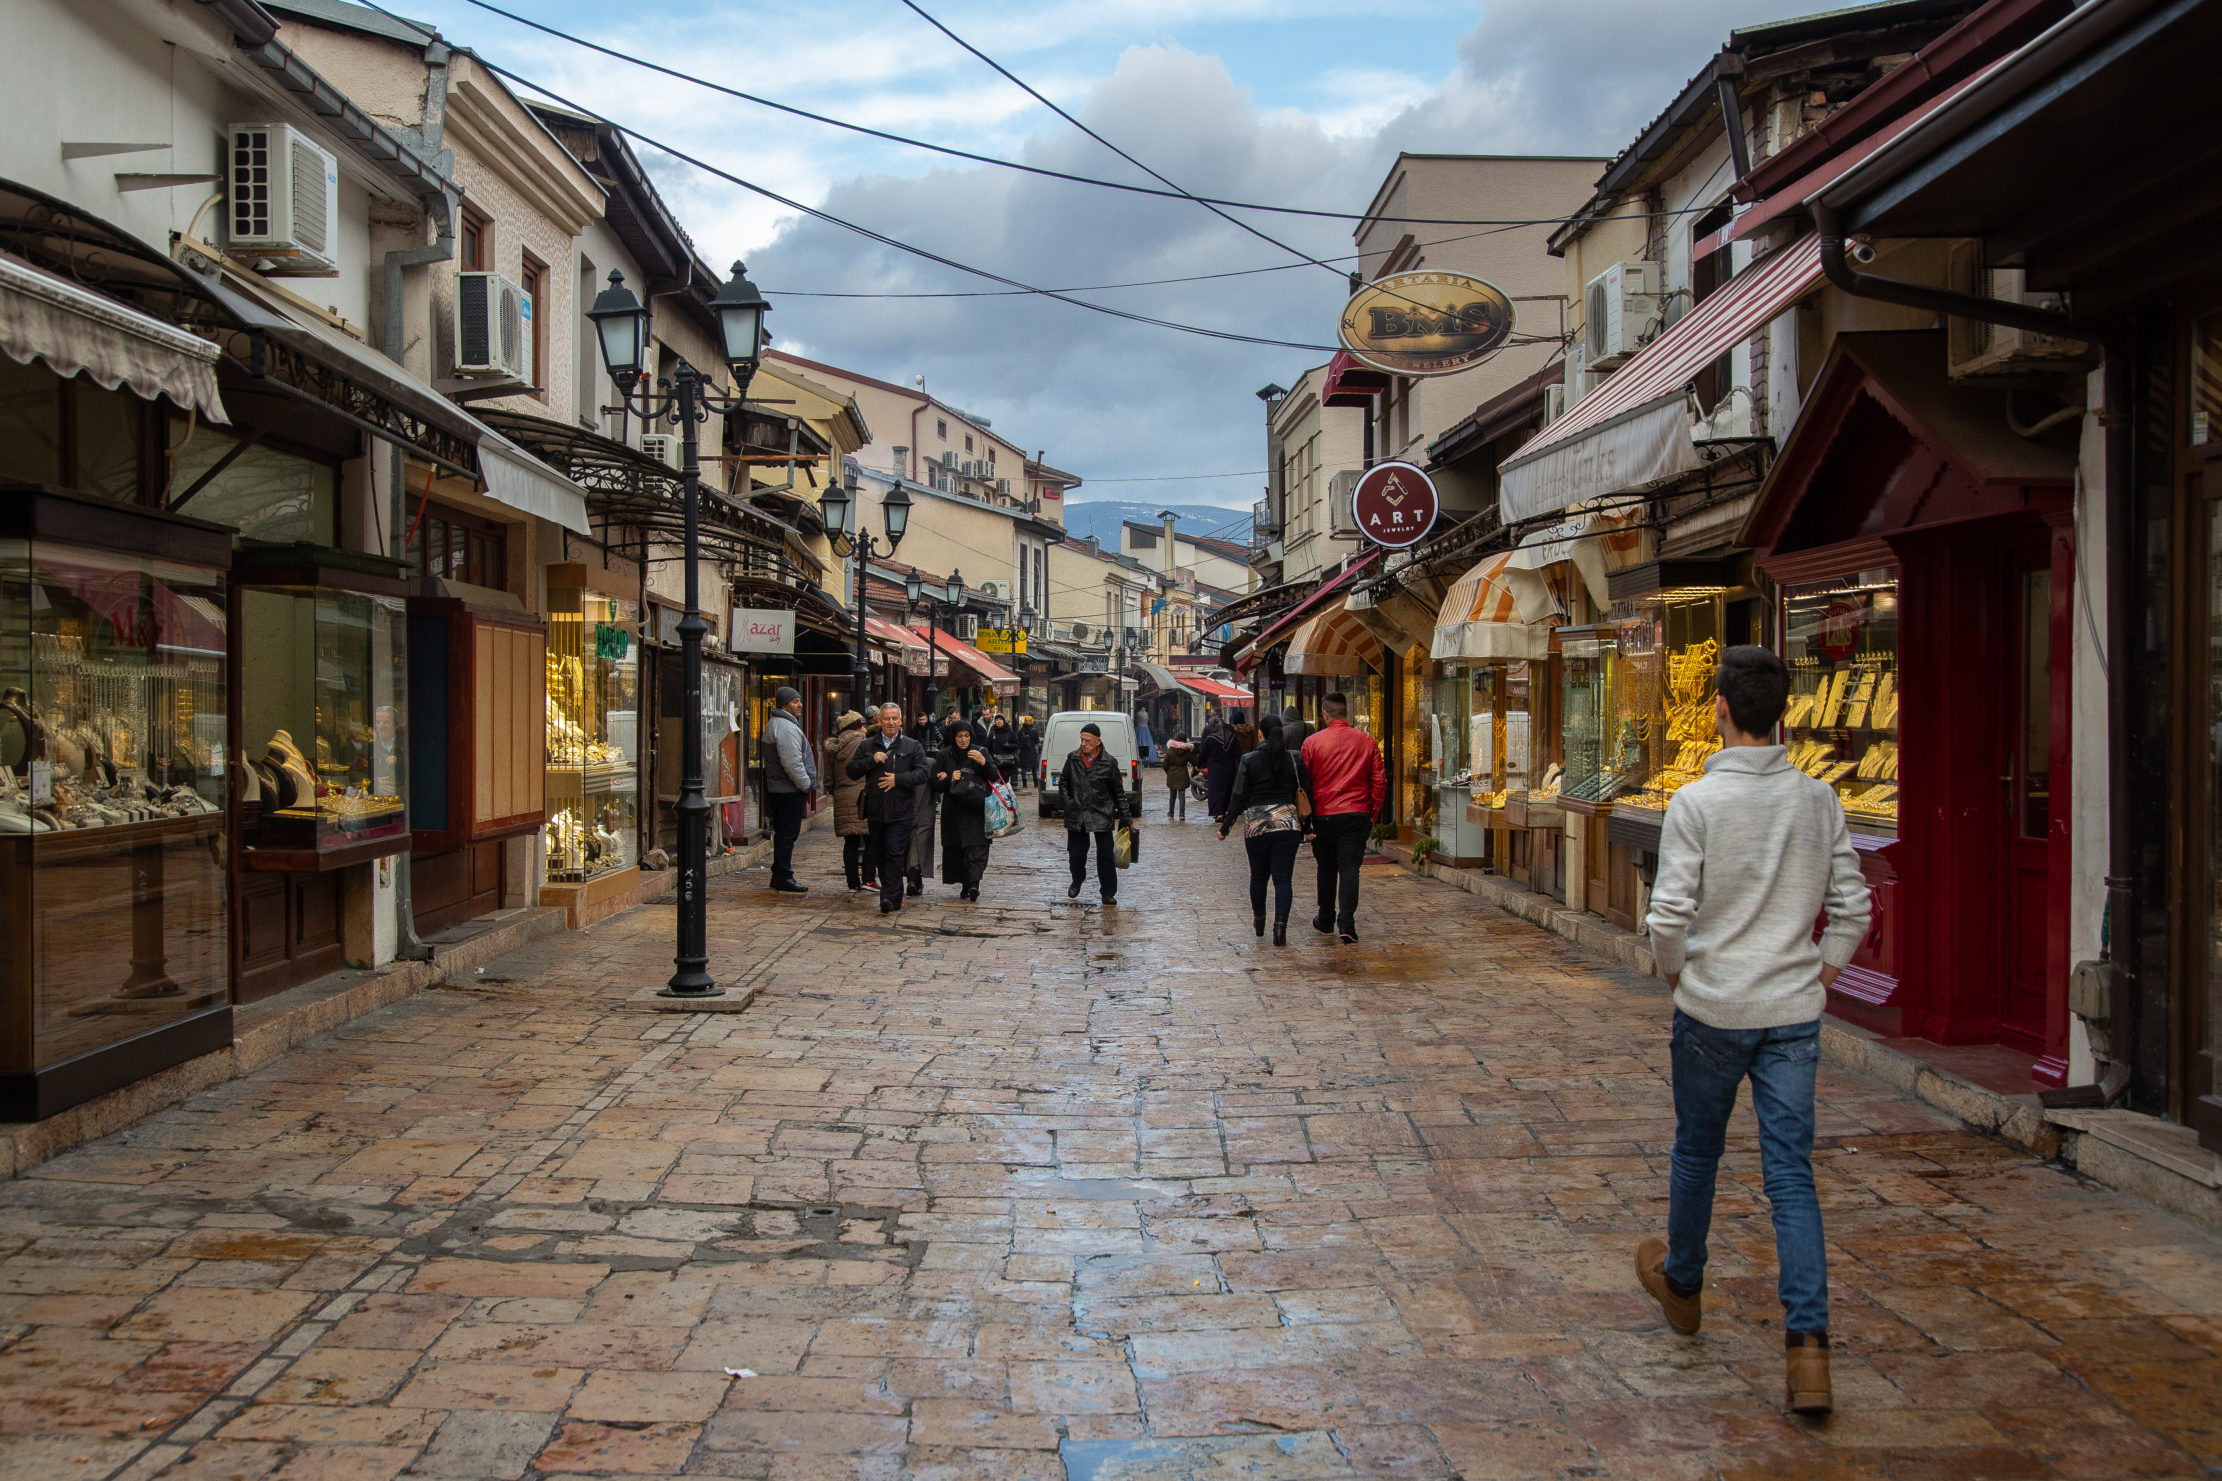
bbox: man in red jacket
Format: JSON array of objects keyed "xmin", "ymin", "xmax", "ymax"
[{"xmin": 1298, "ymin": 692, "xmax": 1385, "ymax": 943}]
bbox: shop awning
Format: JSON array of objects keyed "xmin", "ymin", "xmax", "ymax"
[
  {"xmin": 1507, "ymin": 502, "xmax": 1648, "ymax": 609},
  {"xmin": 1283, "ymin": 600, "xmax": 1381, "ymax": 677},
  {"xmin": 1177, "ymin": 673, "xmax": 1251, "ymax": 702},
  {"xmin": 1497, "ymin": 234, "xmax": 1826, "ymax": 523},
  {"xmin": 475, "ymin": 428, "xmax": 593, "ymax": 536},
  {"xmin": 1430, "ymin": 552, "xmax": 1560, "ymax": 662},
  {"xmin": 910, "ymin": 626, "xmax": 1021, "ymax": 695},
  {"xmin": 1134, "ymin": 662, "xmax": 1182, "ymax": 693},
  {"xmin": 0, "ymin": 253, "xmax": 227, "ymax": 423},
  {"xmin": 1232, "ymin": 552, "xmax": 1379, "ymax": 674},
  {"xmin": 1322, "ymin": 350, "xmax": 1391, "ymax": 408},
  {"xmin": 863, "ymin": 615, "xmax": 926, "ymax": 669}
]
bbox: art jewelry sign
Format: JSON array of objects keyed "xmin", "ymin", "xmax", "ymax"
[
  {"xmin": 1338, "ymin": 271, "xmax": 1515, "ymax": 376},
  {"xmin": 1351, "ymin": 462, "xmax": 1440, "ymax": 550},
  {"xmin": 727, "ymin": 608, "xmax": 796, "ymax": 655},
  {"xmin": 975, "ymin": 627, "xmax": 1028, "ymax": 655}
]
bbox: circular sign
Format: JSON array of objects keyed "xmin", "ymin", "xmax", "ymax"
[
  {"xmin": 1351, "ymin": 462, "xmax": 1439, "ymax": 549},
  {"xmin": 1338, "ymin": 271, "xmax": 1516, "ymax": 376}
]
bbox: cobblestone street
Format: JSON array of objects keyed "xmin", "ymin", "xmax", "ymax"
[{"xmin": 4, "ymin": 812, "xmax": 2222, "ymax": 1480}]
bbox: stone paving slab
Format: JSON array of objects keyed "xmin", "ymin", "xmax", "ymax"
[{"xmin": 3, "ymin": 814, "xmax": 2221, "ymax": 1478}]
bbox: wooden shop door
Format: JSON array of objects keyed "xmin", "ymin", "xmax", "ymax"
[{"xmin": 2000, "ymin": 545, "xmax": 2057, "ymax": 1057}]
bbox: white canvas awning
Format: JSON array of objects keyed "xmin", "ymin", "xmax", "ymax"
[
  {"xmin": 1430, "ymin": 552, "xmax": 1559, "ymax": 661},
  {"xmin": 1498, "ymin": 234, "xmax": 1826, "ymax": 524},
  {"xmin": 0, "ymin": 253, "xmax": 227, "ymax": 422},
  {"xmin": 476, "ymin": 427, "xmax": 592, "ymax": 536}
]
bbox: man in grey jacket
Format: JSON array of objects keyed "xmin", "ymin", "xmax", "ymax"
[
  {"xmin": 763, "ymin": 686, "xmax": 816, "ymax": 894},
  {"xmin": 1635, "ymin": 645, "xmax": 1870, "ymax": 1417}
]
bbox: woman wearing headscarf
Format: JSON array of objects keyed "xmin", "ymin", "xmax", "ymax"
[
  {"xmin": 1197, "ymin": 714, "xmax": 1242, "ymax": 823},
  {"xmin": 1218, "ymin": 713, "xmax": 1311, "ymax": 945},
  {"xmin": 1230, "ymin": 708, "xmax": 1260, "ymax": 758},
  {"xmin": 824, "ymin": 710, "xmax": 875, "ymax": 893},
  {"xmin": 933, "ymin": 720, "xmax": 1003, "ymax": 901}
]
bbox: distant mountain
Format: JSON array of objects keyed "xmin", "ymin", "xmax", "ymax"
[{"xmin": 1059, "ymin": 501, "xmax": 1256, "ymax": 549}]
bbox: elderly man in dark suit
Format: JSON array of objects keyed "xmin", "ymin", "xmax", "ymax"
[{"xmin": 847, "ymin": 703, "xmax": 932, "ymax": 915}]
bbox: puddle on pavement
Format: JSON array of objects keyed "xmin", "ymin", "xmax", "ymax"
[{"xmin": 1061, "ymin": 1434, "xmax": 1306, "ymax": 1480}]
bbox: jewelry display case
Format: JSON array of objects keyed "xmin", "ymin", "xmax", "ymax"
[
  {"xmin": 1558, "ymin": 629, "xmax": 1619, "ymax": 805},
  {"xmin": 1612, "ymin": 587, "xmax": 1727, "ymax": 827},
  {"xmin": 1782, "ymin": 567, "xmax": 1901, "ymax": 838},
  {"xmin": 545, "ymin": 586, "xmax": 639, "ymax": 884},
  {"xmin": 1, "ymin": 491, "xmax": 233, "ymax": 1120},
  {"xmin": 235, "ymin": 551, "xmax": 411, "ymax": 867}
]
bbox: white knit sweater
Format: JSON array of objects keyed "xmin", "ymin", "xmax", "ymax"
[{"xmin": 1644, "ymin": 745, "xmax": 1872, "ymax": 1030}]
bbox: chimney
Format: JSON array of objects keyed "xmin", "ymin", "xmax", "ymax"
[
  {"xmin": 1158, "ymin": 510, "xmax": 1178, "ymax": 582},
  {"xmin": 892, "ymin": 446, "xmax": 907, "ymax": 482}
]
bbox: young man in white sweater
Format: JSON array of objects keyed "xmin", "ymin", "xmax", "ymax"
[{"xmin": 1636, "ymin": 644, "xmax": 1871, "ymax": 1415}]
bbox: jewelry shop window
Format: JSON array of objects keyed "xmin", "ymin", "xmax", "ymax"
[
  {"xmin": 1781, "ymin": 567, "xmax": 1901, "ymax": 837},
  {"xmin": 1612, "ymin": 587, "xmax": 1726, "ymax": 825},
  {"xmin": 1558, "ymin": 629, "xmax": 1617, "ymax": 804},
  {"xmin": 546, "ymin": 587, "xmax": 640, "ymax": 883}
]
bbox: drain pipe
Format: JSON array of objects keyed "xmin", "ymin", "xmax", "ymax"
[
  {"xmin": 380, "ymin": 39, "xmax": 458, "ymax": 964},
  {"xmin": 1812, "ymin": 201, "xmax": 2076, "ymax": 338}
]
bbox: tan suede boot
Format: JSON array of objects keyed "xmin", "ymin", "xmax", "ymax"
[
  {"xmin": 1635, "ymin": 1238, "xmax": 1701, "ymax": 1335},
  {"xmin": 1786, "ymin": 1334, "xmax": 1832, "ymax": 1414}
]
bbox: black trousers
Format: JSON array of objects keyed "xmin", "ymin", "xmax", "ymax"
[
  {"xmin": 1068, "ymin": 828, "xmax": 1117, "ymax": 902},
  {"xmin": 1166, "ymin": 784, "xmax": 1187, "ymax": 820},
  {"xmin": 869, "ymin": 818, "xmax": 913, "ymax": 908},
  {"xmin": 1245, "ymin": 830, "xmax": 1301, "ymax": 921},
  {"xmin": 767, "ymin": 791, "xmax": 806, "ymax": 882},
  {"xmin": 842, "ymin": 834, "xmax": 876, "ymax": 888},
  {"xmin": 1310, "ymin": 812, "xmax": 1370, "ymax": 933}
]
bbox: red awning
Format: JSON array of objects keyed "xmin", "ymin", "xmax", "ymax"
[
  {"xmin": 1176, "ymin": 673, "xmax": 1251, "ymax": 701},
  {"xmin": 909, "ymin": 626, "xmax": 1021, "ymax": 694},
  {"xmin": 1322, "ymin": 350, "xmax": 1391, "ymax": 408},
  {"xmin": 1232, "ymin": 551, "xmax": 1380, "ymax": 674},
  {"xmin": 1498, "ymin": 234, "xmax": 1825, "ymax": 522}
]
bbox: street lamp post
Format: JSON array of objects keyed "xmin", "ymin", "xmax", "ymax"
[
  {"xmin": 817, "ymin": 470, "xmax": 909, "ymax": 719},
  {"xmin": 904, "ymin": 566, "xmax": 962, "ymax": 720},
  {"xmin": 587, "ymin": 262, "xmax": 769, "ymax": 1000}
]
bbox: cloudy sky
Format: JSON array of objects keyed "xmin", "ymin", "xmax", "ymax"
[{"xmin": 392, "ymin": 0, "xmax": 1836, "ymax": 507}]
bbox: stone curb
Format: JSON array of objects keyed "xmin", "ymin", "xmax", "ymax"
[
  {"xmin": 0, "ymin": 823, "xmax": 805, "ymax": 1181},
  {"xmin": 1383, "ymin": 843, "xmax": 2222, "ymax": 1232}
]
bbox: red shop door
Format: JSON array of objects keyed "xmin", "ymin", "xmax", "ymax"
[{"xmin": 2000, "ymin": 552, "xmax": 2052, "ymax": 1054}]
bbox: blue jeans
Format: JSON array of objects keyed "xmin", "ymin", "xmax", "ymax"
[{"xmin": 1665, "ymin": 1010, "xmax": 1828, "ymax": 1335}]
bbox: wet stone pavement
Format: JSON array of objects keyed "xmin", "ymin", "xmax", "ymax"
[{"xmin": 5, "ymin": 809, "xmax": 2222, "ymax": 1481}]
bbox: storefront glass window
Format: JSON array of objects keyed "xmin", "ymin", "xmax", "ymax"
[
  {"xmin": 237, "ymin": 588, "xmax": 408, "ymax": 855},
  {"xmin": 1782, "ymin": 567, "xmax": 1901, "ymax": 837},
  {"xmin": 0, "ymin": 359, "xmax": 62, "ymax": 486},
  {"xmin": 2, "ymin": 539, "xmax": 228, "ymax": 1071},
  {"xmin": 546, "ymin": 589, "xmax": 640, "ymax": 883},
  {"xmin": 171, "ymin": 434, "xmax": 337, "ymax": 546},
  {"xmin": 1559, "ymin": 631, "xmax": 1615, "ymax": 803},
  {"xmin": 2192, "ymin": 314, "xmax": 2222, "ymax": 448},
  {"xmin": 1614, "ymin": 589, "xmax": 1726, "ymax": 822},
  {"xmin": 1505, "ymin": 661, "xmax": 1531, "ymax": 800}
]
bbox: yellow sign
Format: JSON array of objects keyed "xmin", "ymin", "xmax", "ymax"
[
  {"xmin": 1337, "ymin": 271, "xmax": 1515, "ymax": 377},
  {"xmin": 976, "ymin": 627, "xmax": 1029, "ymax": 655}
]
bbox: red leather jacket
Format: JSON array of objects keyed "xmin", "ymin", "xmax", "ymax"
[{"xmin": 1300, "ymin": 720, "xmax": 1386, "ymax": 819}]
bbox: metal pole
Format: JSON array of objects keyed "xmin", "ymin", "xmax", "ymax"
[
  {"xmin": 662, "ymin": 362, "xmax": 721, "ymax": 999},
  {"xmin": 925, "ymin": 603, "xmax": 940, "ymax": 720},
  {"xmin": 853, "ymin": 535, "xmax": 873, "ymax": 712}
]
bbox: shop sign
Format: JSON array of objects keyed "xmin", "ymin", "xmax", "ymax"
[
  {"xmin": 728, "ymin": 608, "xmax": 796, "ymax": 654},
  {"xmin": 976, "ymin": 627, "xmax": 1029, "ymax": 655},
  {"xmin": 1076, "ymin": 652, "xmax": 1109, "ymax": 675},
  {"xmin": 1351, "ymin": 462, "xmax": 1439, "ymax": 550},
  {"xmin": 1338, "ymin": 271, "xmax": 1515, "ymax": 376}
]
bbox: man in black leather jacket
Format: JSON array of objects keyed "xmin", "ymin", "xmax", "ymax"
[
  {"xmin": 848, "ymin": 703, "xmax": 931, "ymax": 914},
  {"xmin": 1057, "ymin": 722, "xmax": 1130, "ymax": 906}
]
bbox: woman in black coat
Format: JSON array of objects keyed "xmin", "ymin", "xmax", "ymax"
[
  {"xmin": 1014, "ymin": 716, "xmax": 1042, "ymax": 789},
  {"xmin": 1218, "ymin": 714, "xmax": 1310, "ymax": 945},
  {"xmin": 1198, "ymin": 715, "xmax": 1242, "ymax": 822},
  {"xmin": 933, "ymin": 722, "xmax": 1003, "ymax": 901}
]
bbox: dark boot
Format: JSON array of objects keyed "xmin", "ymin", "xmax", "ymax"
[
  {"xmin": 1253, "ymin": 909, "xmax": 1266, "ymax": 938},
  {"xmin": 1272, "ymin": 917, "xmax": 1288, "ymax": 946},
  {"xmin": 906, "ymin": 871, "xmax": 922, "ymax": 897}
]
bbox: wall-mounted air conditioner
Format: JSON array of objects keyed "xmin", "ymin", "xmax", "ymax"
[
  {"xmin": 455, "ymin": 271, "xmax": 529, "ymax": 379},
  {"xmin": 1327, "ymin": 469, "xmax": 1362, "ymax": 538},
  {"xmin": 638, "ymin": 433, "xmax": 681, "ymax": 470},
  {"xmin": 975, "ymin": 580, "xmax": 1007, "ymax": 601},
  {"xmin": 1584, "ymin": 260, "xmax": 1662, "ymax": 371},
  {"xmin": 942, "ymin": 450, "xmax": 958, "ymax": 469},
  {"xmin": 227, "ymin": 123, "xmax": 338, "ymax": 276},
  {"xmin": 996, "ymin": 478, "xmax": 1011, "ymax": 497},
  {"xmin": 1945, "ymin": 242, "xmax": 2092, "ymax": 380},
  {"xmin": 955, "ymin": 613, "xmax": 979, "ymax": 641},
  {"xmin": 1069, "ymin": 622, "xmax": 1090, "ymax": 642}
]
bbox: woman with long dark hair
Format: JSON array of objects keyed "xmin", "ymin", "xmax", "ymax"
[
  {"xmin": 932, "ymin": 721, "xmax": 1002, "ymax": 901},
  {"xmin": 1198, "ymin": 713, "xmax": 1241, "ymax": 823},
  {"xmin": 1218, "ymin": 714, "xmax": 1311, "ymax": 944}
]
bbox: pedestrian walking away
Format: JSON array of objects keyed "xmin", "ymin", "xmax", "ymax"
[
  {"xmin": 1219, "ymin": 714, "xmax": 1310, "ymax": 945},
  {"xmin": 1298, "ymin": 691, "xmax": 1384, "ymax": 943},
  {"xmin": 933, "ymin": 721, "xmax": 1002, "ymax": 901},
  {"xmin": 824, "ymin": 709, "xmax": 875, "ymax": 893},
  {"xmin": 1197, "ymin": 716, "xmax": 1240, "ymax": 823},
  {"xmin": 1014, "ymin": 714, "xmax": 1041, "ymax": 789},
  {"xmin": 846, "ymin": 702, "xmax": 930, "ymax": 914},
  {"xmin": 1058, "ymin": 721, "xmax": 1131, "ymax": 905},
  {"xmin": 1635, "ymin": 644, "xmax": 1871, "ymax": 1417},
  {"xmin": 1230, "ymin": 709, "xmax": 1259, "ymax": 758},
  {"xmin": 1159, "ymin": 729, "xmax": 1196, "ymax": 820},
  {"xmin": 762, "ymin": 685, "xmax": 816, "ymax": 893},
  {"xmin": 1279, "ymin": 706, "xmax": 1311, "ymax": 751}
]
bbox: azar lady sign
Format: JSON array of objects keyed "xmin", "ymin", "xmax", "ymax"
[{"xmin": 1338, "ymin": 272, "xmax": 1515, "ymax": 376}]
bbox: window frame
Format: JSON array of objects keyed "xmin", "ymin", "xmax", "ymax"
[{"xmin": 520, "ymin": 251, "xmax": 549, "ymax": 401}]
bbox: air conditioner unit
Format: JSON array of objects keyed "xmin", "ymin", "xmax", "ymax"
[
  {"xmin": 1540, "ymin": 384, "xmax": 1568, "ymax": 425},
  {"xmin": 638, "ymin": 433, "xmax": 681, "ymax": 470},
  {"xmin": 1944, "ymin": 242, "xmax": 2092, "ymax": 380},
  {"xmin": 942, "ymin": 450, "xmax": 958, "ymax": 469},
  {"xmin": 455, "ymin": 271, "xmax": 530, "ymax": 379},
  {"xmin": 975, "ymin": 580, "xmax": 1007, "ymax": 601},
  {"xmin": 954, "ymin": 613, "xmax": 979, "ymax": 641},
  {"xmin": 227, "ymin": 123, "xmax": 338, "ymax": 275},
  {"xmin": 1584, "ymin": 260, "xmax": 1663, "ymax": 371},
  {"xmin": 1327, "ymin": 468, "xmax": 1363, "ymax": 538},
  {"xmin": 1069, "ymin": 622, "xmax": 1090, "ymax": 642},
  {"xmin": 996, "ymin": 478, "xmax": 1011, "ymax": 497}
]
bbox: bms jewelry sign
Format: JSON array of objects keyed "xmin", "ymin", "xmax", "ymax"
[{"xmin": 1337, "ymin": 271, "xmax": 1515, "ymax": 376}]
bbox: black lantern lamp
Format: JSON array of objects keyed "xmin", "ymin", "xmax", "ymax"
[
  {"xmin": 819, "ymin": 475, "xmax": 853, "ymax": 553},
  {"xmin": 905, "ymin": 569, "xmax": 924, "ymax": 605},
  {"xmin": 590, "ymin": 262, "xmax": 774, "ymax": 1001},
  {"xmin": 946, "ymin": 568, "xmax": 965, "ymax": 607},
  {"xmin": 831, "ymin": 465, "xmax": 908, "ymax": 721}
]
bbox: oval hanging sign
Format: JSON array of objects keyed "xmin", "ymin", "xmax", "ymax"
[
  {"xmin": 1338, "ymin": 271, "xmax": 1516, "ymax": 376},
  {"xmin": 1352, "ymin": 462, "xmax": 1439, "ymax": 550}
]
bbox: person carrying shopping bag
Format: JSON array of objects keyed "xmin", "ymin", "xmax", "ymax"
[
  {"xmin": 845, "ymin": 703, "xmax": 930, "ymax": 915},
  {"xmin": 933, "ymin": 721, "xmax": 1002, "ymax": 902},
  {"xmin": 1218, "ymin": 714, "xmax": 1310, "ymax": 945}
]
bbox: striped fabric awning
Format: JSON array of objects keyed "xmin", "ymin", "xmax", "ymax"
[
  {"xmin": 1283, "ymin": 600, "xmax": 1382, "ymax": 676},
  {"xmin": 1430, "ymin": 553, "xmax": 1560, "ymax": 662}
]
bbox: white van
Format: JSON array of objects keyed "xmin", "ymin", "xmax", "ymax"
[{"xmin": 1036, "ymin": 710, "xmax": 1140, "ymax": 820}]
